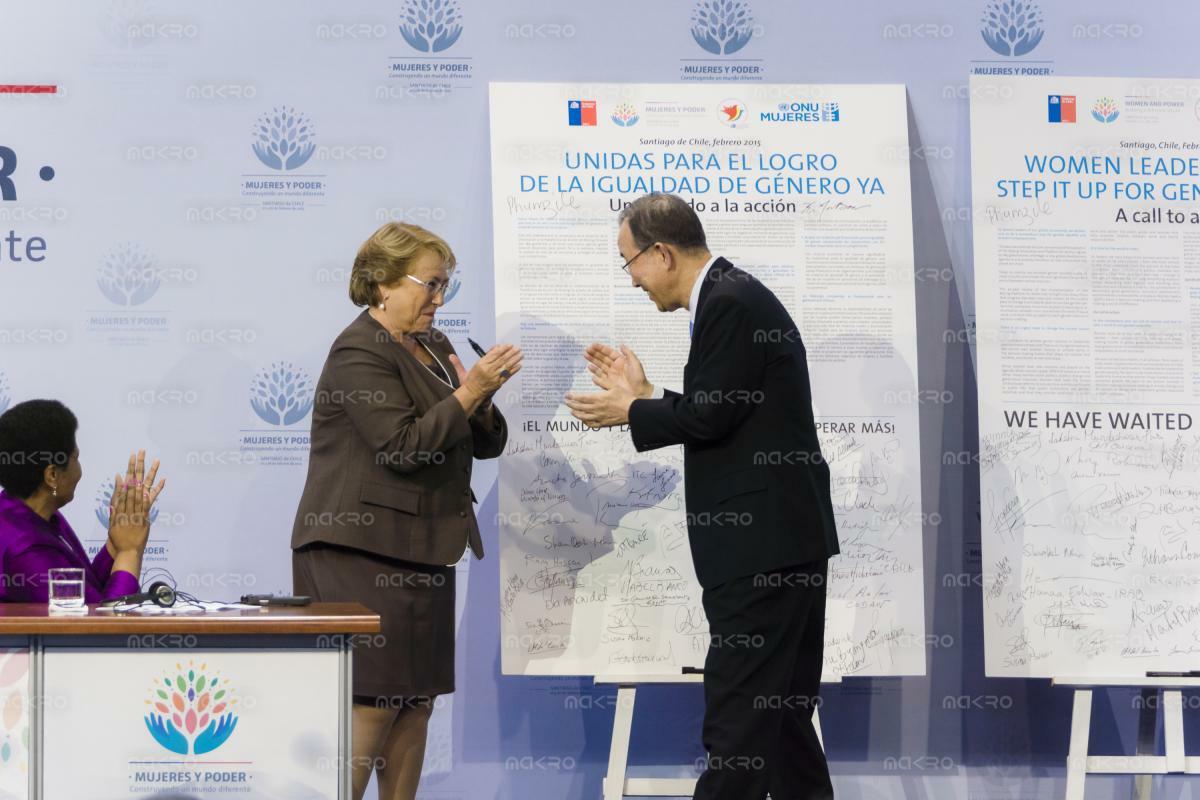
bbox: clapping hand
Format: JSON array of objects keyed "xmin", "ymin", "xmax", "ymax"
[
  {"xmin": 564, "ymin": 343, "xmax": 648, "ymax": 428},
  {"xmin": 108, "ymin": 450, "xmax": 165, "ymax": 556},
  {"xmin": 583, "ymin": 343, "xmax": 652, "ymax": 397},
  {"xmin": 448, "ymin": 343, "xmax": 523, "ymax": 399}
]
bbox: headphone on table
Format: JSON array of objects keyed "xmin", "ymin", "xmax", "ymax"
[{"xmin": 100, "ymin": 581, "xmax": 177, "ymax": 608}]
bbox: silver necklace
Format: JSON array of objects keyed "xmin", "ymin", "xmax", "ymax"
[{"xmin": 414, "ymin": 338, "xmax": 454, "ymax": 390}]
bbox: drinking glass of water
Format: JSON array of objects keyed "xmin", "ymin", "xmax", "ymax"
[{"xmin": 48, "ymin": 568, "xmax": 85, "ymax": 613}]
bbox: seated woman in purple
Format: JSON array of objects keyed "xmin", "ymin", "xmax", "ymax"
[{"xmin": 0, "ymin": 400, "xmax": 165, "ymax": 603}]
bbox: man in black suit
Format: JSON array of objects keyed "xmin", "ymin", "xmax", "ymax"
[{"xmin": 565, "ymin": 193, "xmax": 839, "ymax": 799}]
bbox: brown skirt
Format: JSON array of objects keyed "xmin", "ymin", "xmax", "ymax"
[{"xmin": 293, "ymin": 542, "xmax": 456, "ymax": 699}]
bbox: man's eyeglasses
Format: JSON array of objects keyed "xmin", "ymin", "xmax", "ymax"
[
  {"xmin": 620, "ymin": 242, "xmax": 656, "ymax": 273},
  {"xmin": 405, "ymin": 273, "xmax": 453, "ymax": 297}
]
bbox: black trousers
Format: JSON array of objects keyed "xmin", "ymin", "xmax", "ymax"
[{"xmin": 693, "ymin": 560, "xmax": 833, "ymax": 800}]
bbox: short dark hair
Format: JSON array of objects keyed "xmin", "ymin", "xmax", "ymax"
[
  {"xmin": 0, "ymin": 400, "xmax": 78, "ymax": 498},
  {"xmin": 618, "ymin": 193, "xmax": 708, "ymax": 253}
]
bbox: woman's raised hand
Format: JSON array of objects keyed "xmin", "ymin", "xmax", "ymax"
[
  {"xmin": 457, "ymin": 344, "xmax": 523, "ymax": 397},
  {"xmin": 108, "ymin": 450, "xmax": 165, "ymax": 555}
]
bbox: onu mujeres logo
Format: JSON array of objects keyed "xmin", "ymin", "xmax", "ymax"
[
  {"xmin": 144, "ymin": 664, "xmax": 238, "ymax": 755},
  {"xmin": 250, "ymin": 361, "xmax": 314, "ymax": 426},
  {"xmin": 251, "ymin": 106, "xmax": 316, "ymax": 171},
  {"xmin": 399, "ymin": 0, "xmax": 463, "ymax": 52}
]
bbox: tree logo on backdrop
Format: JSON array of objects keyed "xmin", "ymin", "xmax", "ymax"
[
  {"xmin": 144, "ymin": 664, "xmax": 238, "ymax": 755},
  {"xmin": 399, "ymin": 0, "xmax": 463, "ymax": 53},
  {"xmin": 251, "ymin": 106, "xmax": 316, "ymax": 171},
  {"xmin": 690, "ymin": 0, "xmax": 754, "ymax": 55},
  {"xmin": 96, "ymin": 242, "xmax": 160, "ymax": 306},
  {"xmin": 94, "ymin": 478, "xmax": 160, "ymax": 528},
  {"xmin": 1091, "ymin": 97, "xmax": 1120, "ymax": 123},
  {"xmin": 99, "ymin": 0, "xmax": 198, "ymax": 50},
  {"xmin": 0, "ymin": 373, "xmax": 9, "ymax": 415},
  {"xmin": 250, "ymin": 361, "xmax": 314, "ymax": 426},
  {"xmin": 443, "ymin": 275, "xmax": 461, "ymax": 304},
  {"xmin": 100, "ymin": 0, "xmax": 152, "ymax": 49},
  {"xmin": 610, "ymin": 103, "xmax": 640, "ymax": 127},
  {"xmin": 980, "ymin": 0, "xmax": 1044, "ymax": 57}
]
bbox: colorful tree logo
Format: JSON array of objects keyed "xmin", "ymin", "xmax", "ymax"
[
  {"xmin": 96, "ymin": 242, "xmax": 161, "ymax": 306},
  {"xmin": 251, "ymin": 106, "xmax": 316, "ymax": 171},
  {"xmin": 94, "ymin": 478, "xmax": 160, "ymax": 528},
  {"xmin": 690, "ymin": 0, "xmax": 754, "ymax": 55},
  {"xmin": 0, "ymin": 650, "xmax": 29, "ymax": 772},
  {"xmin": 610, "ymin": 103, "xmax": 640, "ymax": 127},
  {"xmin": 250, "ymin": 361, "xmax": 314, "ymax": 426},
  {"xmin": 144, "ymin": 663, "xmax": 238, "ymax": 755},
  {"xmin": 399, "ymin": 0, "xmax": 463, "ymax": 53},
  {"xmin": 1091, "ymin": 97, "xmax": 1120, "ymax": 123},
  {"xmin": 980, "ymin": 0, "xmax": 1044, "ymax": 57}
]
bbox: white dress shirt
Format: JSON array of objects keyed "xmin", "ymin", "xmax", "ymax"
[{"xmin": 649, "ymin": 255, "xmax": 718, "ymax": 399}]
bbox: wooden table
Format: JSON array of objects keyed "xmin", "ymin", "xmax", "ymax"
[{"xmin": 0, "ymin": 601, "xmax": 379, "ymax": 634}]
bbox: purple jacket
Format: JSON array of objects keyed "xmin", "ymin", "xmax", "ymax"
[{"xmin": 0, "ymin": 491, "xmax": 140, "ymax": 603}]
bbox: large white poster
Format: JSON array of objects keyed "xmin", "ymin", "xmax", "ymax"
[
  {"xmin": 973, "ymin": 74, "xmax": 1200, "ymax": 678},
  {"xmin": 42, "ymin": 648, "xmax": 340, "ymax": 798},
  {"xmin": 490, "ymin": 82, "xmax": 925, "ymax": 677}
]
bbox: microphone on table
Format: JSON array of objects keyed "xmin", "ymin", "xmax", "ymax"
[{"xmin": 99, "ymin": 581, "xmax": 176, "ymax": 608}]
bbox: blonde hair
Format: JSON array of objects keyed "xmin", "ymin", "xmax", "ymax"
[{"xmin": 348, "ymin": 222, "xmax": 456, "ymax": 307}]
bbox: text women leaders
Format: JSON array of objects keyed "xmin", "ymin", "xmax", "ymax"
[
  {"xmin": 0, "ymin": 399, "xmax": 165, "ymax": 602},
  {"xmin": 292, "ymin": 222, "xmax": 522, "ymax": 800}
]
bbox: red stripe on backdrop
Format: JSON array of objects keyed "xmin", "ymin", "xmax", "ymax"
[{"xmin": 0, "ymin": 85, "xmax": 57, "ymax": 94}]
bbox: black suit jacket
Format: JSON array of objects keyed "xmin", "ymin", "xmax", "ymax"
[
  {"xmin": 628, "ymin": 258, "xmax": 839, "ymax": 588},
  {"xmin": 291, "ymin": 310, "xmax": 506, "ymax": 565}
]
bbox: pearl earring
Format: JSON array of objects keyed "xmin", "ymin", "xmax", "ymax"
[
  {"xmin": 379, "ymin": 300, "xmax": 386, "ymax": 311},
  {"xmin": 51, "ymin": 486, "xmax": 57, "ymax": 498}
]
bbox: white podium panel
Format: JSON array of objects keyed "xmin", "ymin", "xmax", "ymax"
[
  {"xmin": 42, "ymin": 648, "xmax": 339, "ymax": 799},
  {"xmin": 0, "ymin": 648, "xmax": 30, "ymax": 800}
]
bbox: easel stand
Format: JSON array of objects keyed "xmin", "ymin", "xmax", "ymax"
[
  {"xmin": 596, "ymin": 672, "xmax": 837, "ymax": 800},
  {"xmin": 1053, "ymin": 675, "xmax": 1200, "ymax": 800}
]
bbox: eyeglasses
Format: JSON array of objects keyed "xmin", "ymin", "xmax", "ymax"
[
  {"xmin": 404, "ymin": 273, "xmax": 452, "ymax": 297},
  {"xmin": 620, "ymin": 242, "xmax": 656, "ymax": 273}
]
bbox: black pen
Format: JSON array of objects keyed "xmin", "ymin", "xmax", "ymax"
[{"xmin": 469, "ymin": 337, "xmax": 512, "ymax": 379}]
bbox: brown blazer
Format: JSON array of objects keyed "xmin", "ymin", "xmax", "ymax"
[{"xmin": 291, "ymin": 310, "xmax": 507, "ymax": 565}]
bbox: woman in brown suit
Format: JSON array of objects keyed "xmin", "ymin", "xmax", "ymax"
[{"xmin": 292, "ymin": 222, "xmax": 521, "ymax": 799}]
